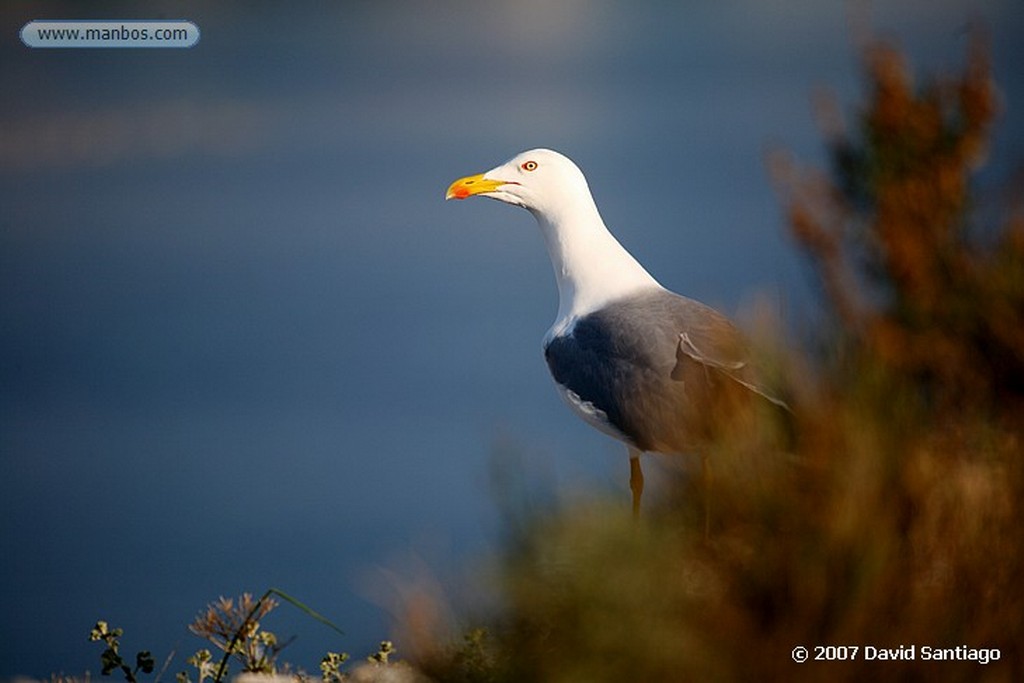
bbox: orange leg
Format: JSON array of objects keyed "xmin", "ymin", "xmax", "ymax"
[
  {"xmin": 629, "ymin": 449, "xmax": 644, "ymax": 517},
  {"xmin": 702, "ymin": 454, "xmax": 712, "ymax": 540}
]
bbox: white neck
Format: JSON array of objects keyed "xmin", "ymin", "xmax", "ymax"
[{"xmin": 532, "ymin": 195, "xmax": 661, "ymax": 333}]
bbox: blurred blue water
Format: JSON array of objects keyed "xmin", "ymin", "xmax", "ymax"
[{"xmin": 2, "ymin": 1, "xmax": 1022, "ymax": 677}]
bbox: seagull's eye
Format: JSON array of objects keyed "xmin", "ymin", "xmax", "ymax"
[{"xmin": 521, "ymin": 160, "xmax": 538, "ymax": 172}]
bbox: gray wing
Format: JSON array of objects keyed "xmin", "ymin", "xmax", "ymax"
[{"xmin": 545, "ymin": 289, "xmax": 775, "ymax": 453}]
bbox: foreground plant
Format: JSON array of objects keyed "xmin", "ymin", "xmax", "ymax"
[
  {"xmin": 89, "ymin": 621, "xmax": 155, "ymax": 683},
  {"xmin": 188, "ymin": 593, "xmax": 284, "ymax": 676},
  {"xmin": 86, "ymin": 587, "xmax": 372, "ymax": 683},
  {"xmin": 319, "ymin": 651, "xmax": 350, "ymax": 683},
  {"xmin": 183, "ymin": 588, "xmax": 346, "ymax": 683},
  {"xmin": 178, "ymin": 649, "xmax": 217, "ymax": 683}
]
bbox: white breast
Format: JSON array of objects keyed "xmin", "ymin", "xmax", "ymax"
[{"xmin": 551, "ymin": 382, "xmax": 633, "ymax": 446}]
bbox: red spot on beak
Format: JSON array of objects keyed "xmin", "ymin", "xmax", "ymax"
[{"xmin": 452, "ymin": 186, "xmax": 470, "ymax": 199}]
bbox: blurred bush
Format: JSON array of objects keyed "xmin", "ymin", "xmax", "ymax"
[
  {"xmin": 418, "ymin": 33, "xmax": 1023, "ymax": 683},
  {"xmin": 773, "ymin": 33, "xmax": 1023, "ymax": 412}
]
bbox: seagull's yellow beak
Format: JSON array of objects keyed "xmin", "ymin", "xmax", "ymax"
[{"xmin": 445, "ymin": 173, "xmax": 509, "ymax": 200}]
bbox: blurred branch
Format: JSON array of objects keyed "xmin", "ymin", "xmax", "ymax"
[{"xmin": 771, "ymin": 30, "xmax": 1024, "ymax": 415}]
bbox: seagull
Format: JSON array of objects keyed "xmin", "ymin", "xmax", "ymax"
[{"xmin": 446, "ymin": 149, "xmax": 781, "ymax": 518}]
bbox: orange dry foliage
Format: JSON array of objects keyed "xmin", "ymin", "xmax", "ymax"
[{"xmin": 773, "ymin": 34, "xmax": 1024, "ymax": 413}]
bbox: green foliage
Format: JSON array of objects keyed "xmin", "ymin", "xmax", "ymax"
[
  {"xmin": 87, "ymin": 589, "xmax": 362, "ymax": 683},
  {"xmin": 88, "ymin": 621, "xmax": 155, "ymax": 683},
  {"xmin": 179, "ymin": 649, "xmax": 216, "ymax": 683},
  {"xmin": 366, "ymin": 641, "xmax": 395, "ymax": 665},
  {"xmin": 319, "ymin": 651, "xmax": 349, "ymax": 683}
]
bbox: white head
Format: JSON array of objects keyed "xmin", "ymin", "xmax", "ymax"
[
  {"xmin": 445, "ymin": 148, "xmax": 595, "ymax": 222},
  {"xmin": 446, "ymin": 149, "xmax": 662, "ymax": 324}
]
